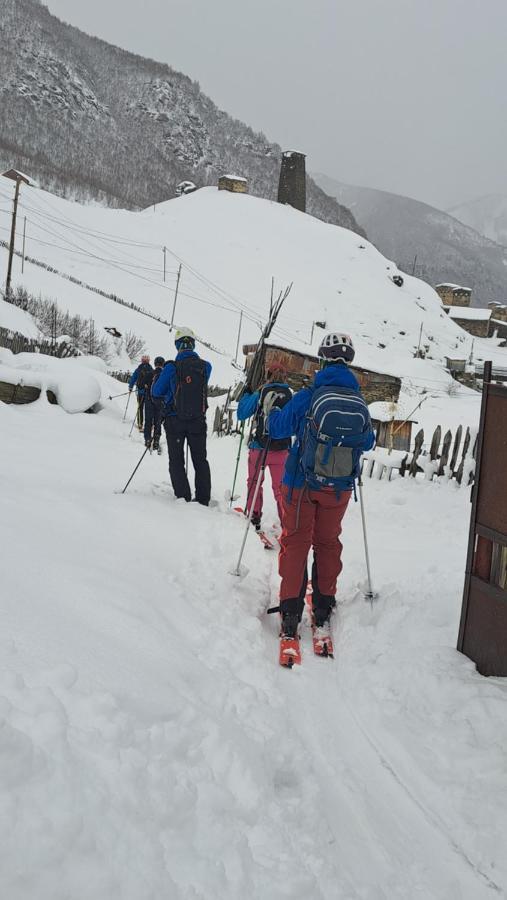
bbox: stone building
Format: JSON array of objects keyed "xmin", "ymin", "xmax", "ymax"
[
  {"xmin": 218, "ymin": 175, "xmax": 248, "ymax": 194},
  {"xmin": 489, "ymin": 318, "xmax": 507, "ymax": 344},
  {"xmin": 445, "ymin": 306, "xmax": 491, "ymax": 337},
  {"xmin": 435, "ymin": 284, "xmax": 472, "ymax": 307},
  {"xmin": 277, "ymin": 151, "xmax": 306, "ymax": 213},
  {"xmin": 488, "ymin": 302, "xmax": 507, "ymax": 323},
  {"xmin": 242, "ymin": 341, "xmax": 401, "ymax": 403}
]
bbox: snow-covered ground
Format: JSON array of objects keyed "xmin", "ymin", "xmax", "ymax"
[{"xmin": 1, "ymin": 385, "xmax": 506, "ymax": 900}]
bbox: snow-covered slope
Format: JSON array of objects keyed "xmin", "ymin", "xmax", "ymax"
[
  {"xmin": 2, "ymin": 181, "xmax": 504, "ymax": 411},
  {"xmin": 313, "ymin": 174, "xmax": 507, "ymax": 307},
  {"xmin": 1, "ymin": 389, "xmax": 506, "ymax": 899}
]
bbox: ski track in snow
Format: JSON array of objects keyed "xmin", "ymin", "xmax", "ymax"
[{"xmin": 1, "ymin": 393, "xmax": 506, "ymax": 899}]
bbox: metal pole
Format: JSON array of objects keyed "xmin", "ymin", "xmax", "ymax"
[
  {"xmin": 170, "ymin": 264, "xmax": 182, "ymax": 330},
  {"xmin": 5, "ymin": 176, "xmax": 22, "ymax": 299},
  {"xmin": 310, "ymin": 321, "xmax": 315, "ymax": 346},
  {"xmin": 163, "ymin": 246, "xmax": 166, "ymax": 282},
  {"xmin": 358, "ymin": 478, "xmax": 378, "ymax": 605},
  {"xmin": 21, "ymin": 216, "xmax": 26, "ymax": 274},
  {"xmin": 234, "ymin": 311, "xmax": 243, "ymax": 363},
  {"xmin": 232, "ymin": 443, "xmax": 269, "ymax": 576},
  {"xmin": 122, "ymin": 392, "xmax": 131, "ymax": 421},
  {"xmin": 120, "ymin": 447, "xmax": 150, "ymax": 494},
  {"xmin": 229, "ymin": 421, "xmax": 245, "ymax": 507}
]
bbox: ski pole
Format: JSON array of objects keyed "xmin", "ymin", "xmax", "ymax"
[
  {"xmin": 185, "ymin": 440, "xmax": 189, "ymax": 475},
  {"xmin": 358, "ymin": 477, "xmax": 378, "ymax": 605},
  {"xmin": 122, "ymin": 392, "xmax": 131, "ymax": 421},
  {"xmin": 108, "ymin": 391, "xmax": 130, "ymax": 400},
  {"xmin": 232, "ymin": 441, "xmax": 269, "ymax": 576},
  {"xmin": 120, "ymin": 447, "xmax": 150, "ymax": 494},
  {"xmin": 128, "ymin": 411, "xmax": 137, "ymax": 437},
  {"xmin": 229, "ymin": 421, "xmax": 245, "ymax": 507}
]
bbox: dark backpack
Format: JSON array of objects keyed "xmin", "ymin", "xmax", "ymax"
[
  {"xmin": 300, "ymin": 385, "xmax": 370, "ymax": 492},
  {"xmin": 254, "ymin": 384, "xmax": 292, "ymax": 450},
  {"xmin": 173, "ymin": 357, "xmax": 208, "ymax": 420},
  {"xmin": 136, "ymin": 363, "xmax": 153, "ymax": 391}
]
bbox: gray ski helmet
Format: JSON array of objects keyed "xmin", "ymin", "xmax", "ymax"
[
  {"xmin": 318, "ymin": 332, "xmax": 355, "ymax": 363},
  {"xmin": 154, "ymin": 356, "xmax": 165, "ymax": 366}
]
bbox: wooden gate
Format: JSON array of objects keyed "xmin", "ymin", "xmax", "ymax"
[{"xmin": 457, "ymin": 362, "xmax": 507, "ymax": 676}]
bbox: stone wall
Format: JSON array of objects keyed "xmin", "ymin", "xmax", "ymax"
[
  {"xmin": 451, "ymin": 317, "xmax": 490, "ymax": 338},
  {"xmin": 218, "ymin": 176, "xmax": 248, "ymax": 194}
]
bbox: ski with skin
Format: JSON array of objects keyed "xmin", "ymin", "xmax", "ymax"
[
  {"xmin": 232, "ymin": 507, "xmax": 275, "ymax": 550},
  {"xmin": 305, "ymin": 584, "xmax": 334, "ymax": 658},
  {"xmin": 279, "ymin": 623, "xmax": 302, "ymax": 668}
]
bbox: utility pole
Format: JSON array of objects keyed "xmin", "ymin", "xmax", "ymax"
[
  {"xmin": 170, "ymin": 264, "xmax": 182, "ymax": 330},
  {"xmin": 235, "ymin": 311, "xmax": 243, "ymax": 363},
  {"xmin": 416, "ymin": 321, "xmax": 424, "ymax": 358},
  {"xmin": 3, "ymin": 170, "xmax": 30, "ymax": 299},
  {"xmin": 412, "ymin": 254, "xmax": 418, "ymax": 276},
  {"xmin": 22, "ymin": 217, "xmax": 26, "ymax": 274},
  {"xmin": 163, "ymin": 246, "xmax": 166, "ymax": 282}
]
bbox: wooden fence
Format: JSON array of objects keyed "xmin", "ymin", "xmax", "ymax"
[
  {"xmin": 362, "ymin": 423, "xmax": 478, "ymax": 485},
  {"xmin": 0, "ymin": 326, "xmax": 79, "ymax": 358}
]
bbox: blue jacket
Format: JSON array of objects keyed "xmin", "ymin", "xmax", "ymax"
[
  {"xmin": 237, "ymin": 381, "xmax": 291, "ymax": 450},
  {"xmin": 151, "ymin": 349, "xmax": 212, "ymax": 414},
  {"xmin": 128, "ymin": 363, "xmax": 153, "ymax": 395},
  {"xmin": 268, "ymin": 364, "xmax": 375, "ymax": 489}
]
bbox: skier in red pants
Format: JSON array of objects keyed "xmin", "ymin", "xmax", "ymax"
[
  {"xmin": 236, "ymin": 364, "xmax": 292, "ymax": 530},
  {"xmin": 267, "ymin": 333, "xmax": 375, "ymax": 641}
]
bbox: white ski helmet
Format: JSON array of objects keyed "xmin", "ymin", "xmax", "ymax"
[
  {"xmin": 318, "ymin": 332, "xmax": 355, "ymax": 363},
  {"xmin": 174, "ymin": 326, "xmax": 196, "ymax": 348}
]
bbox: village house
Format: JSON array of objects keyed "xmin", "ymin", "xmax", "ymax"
[
  {"xmin": 368, "ymin": 399, "xmax": 418, "ymax": 452},
  {"xmin": 218, "ymin": 175, "xmax": 248, "ymax": 194},
  {"xmin": 242, "ymin": 341, "xmax": 401, "ymax": 404},
  {"xmin": 435, "ymin": 283, "xmax": 472, "ymax": 307},
  {"xmin": 444, "ymin": 305, "xmax": 491, "ymax": 338},
  {"xmin": 488, "ymin": 301, "xmax": 507, "ymax": 323}
]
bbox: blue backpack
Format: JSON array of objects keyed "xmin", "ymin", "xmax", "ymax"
[{"xmin": 300, "ymin": 385, "xmax": 370, "ymax": 492}]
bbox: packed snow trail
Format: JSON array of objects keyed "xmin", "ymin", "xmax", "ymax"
[{"xmin": 1, "ymin": 392, "xmax": 506, "ymax": 899}]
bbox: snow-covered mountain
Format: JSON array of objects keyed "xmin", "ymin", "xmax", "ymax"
[
  {"xmin": 448, "ymin": 194, "xmax": 507, "ymax": 249},
  {"xmin": 0, "ymin": 0, "xmax": 362, "ymax": 235},
  {"xmin": 313, "ymin": 174, "xmax": 507, "ymax": 306}
]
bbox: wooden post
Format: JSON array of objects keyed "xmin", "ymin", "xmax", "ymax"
[
  {"xmin": 170, "ymin": 264, "xmax": 182, "ymax": 330},
  {"xmin": 163, "ymin": 246, "xmax": 166, "ymax": 283},
  {"xmin": 5, "ymin": 176, "xmax": 22, "ymax": 299}
]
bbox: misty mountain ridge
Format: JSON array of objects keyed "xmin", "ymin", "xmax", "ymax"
[
  {"xmin": 314, "ymin": 174, "xmax": 507, "ymax": 306},
  {"xmin": 447, "ymin": 194, "xmax": 507, "ymax": 248},
  {"xmin": 0, "ymin": 0, "xmax": 362, "ymax": 236}
]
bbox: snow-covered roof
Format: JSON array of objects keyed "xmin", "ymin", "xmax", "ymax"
[
  {"xmin": 446, "ymin": 306, "xmax": 491, "ymax": 321},
  {"xmin": 369, "ymin": 399, "xmax": 418, "ymax": 422},
  {"xmin": 436, "ymin": 283, "xmax": 472, "ymax": 292},
  {"xmin": 491, "ymin": 318, "xmax": 507, "ymax": 327}
]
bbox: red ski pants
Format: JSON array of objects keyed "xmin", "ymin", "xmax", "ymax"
[
  {"xmin": 246, "ymin": 448, "xmax": 288, "ymax": 522},
  {"xmin": 279, "ymin": 485, "xmax": 351, "ymax": 601}
]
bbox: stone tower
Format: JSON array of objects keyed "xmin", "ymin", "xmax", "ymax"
[{"xmin": 277, "ymin": 151, "xmax": 306, "ymax": 213}]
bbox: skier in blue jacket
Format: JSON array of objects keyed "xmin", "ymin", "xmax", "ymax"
[
  {"xmin": 267, "ymin": 332, "xmax": 375, "ymax": 641},
  {"xmin": 128, "ymin": 354, "xmax": 153, "ymax": 431},
  {"xmin": 152, "ymin": 327, "xmax": 212, "ymax": 505}
]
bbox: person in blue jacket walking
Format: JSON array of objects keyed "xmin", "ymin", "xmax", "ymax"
[
  {"xmin": 267, "ymin": 332, "xmax": 375, "ymax": 640},
  {"xmin": 236, "ymin": 363, "xmax": 292, "ymax": 530},
  {"xmin": 152, "ymin": 327, "xmax": 212, "ymax": 506},
  {"xmin": 128, "ymin": 354, "xmax": 153, "ymax": 431}
]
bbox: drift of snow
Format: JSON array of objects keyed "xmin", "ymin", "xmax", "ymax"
[{"xmin": 0, "ymin": 350, "xmax": 104, "ymax": 413}]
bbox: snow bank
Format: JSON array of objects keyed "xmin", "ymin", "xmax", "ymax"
[{"xmin": 0, "ymin": 353, "xmax": 101, "ymax": 413}]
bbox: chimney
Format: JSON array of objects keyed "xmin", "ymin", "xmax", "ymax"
[{"xmin": 277, "ymin": 151, "xmax": 306, "ymax": 213}]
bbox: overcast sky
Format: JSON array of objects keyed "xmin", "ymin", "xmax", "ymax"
[{"xmin": 45, "ymin": 0, "xmax": 507, "ymax": 210}]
